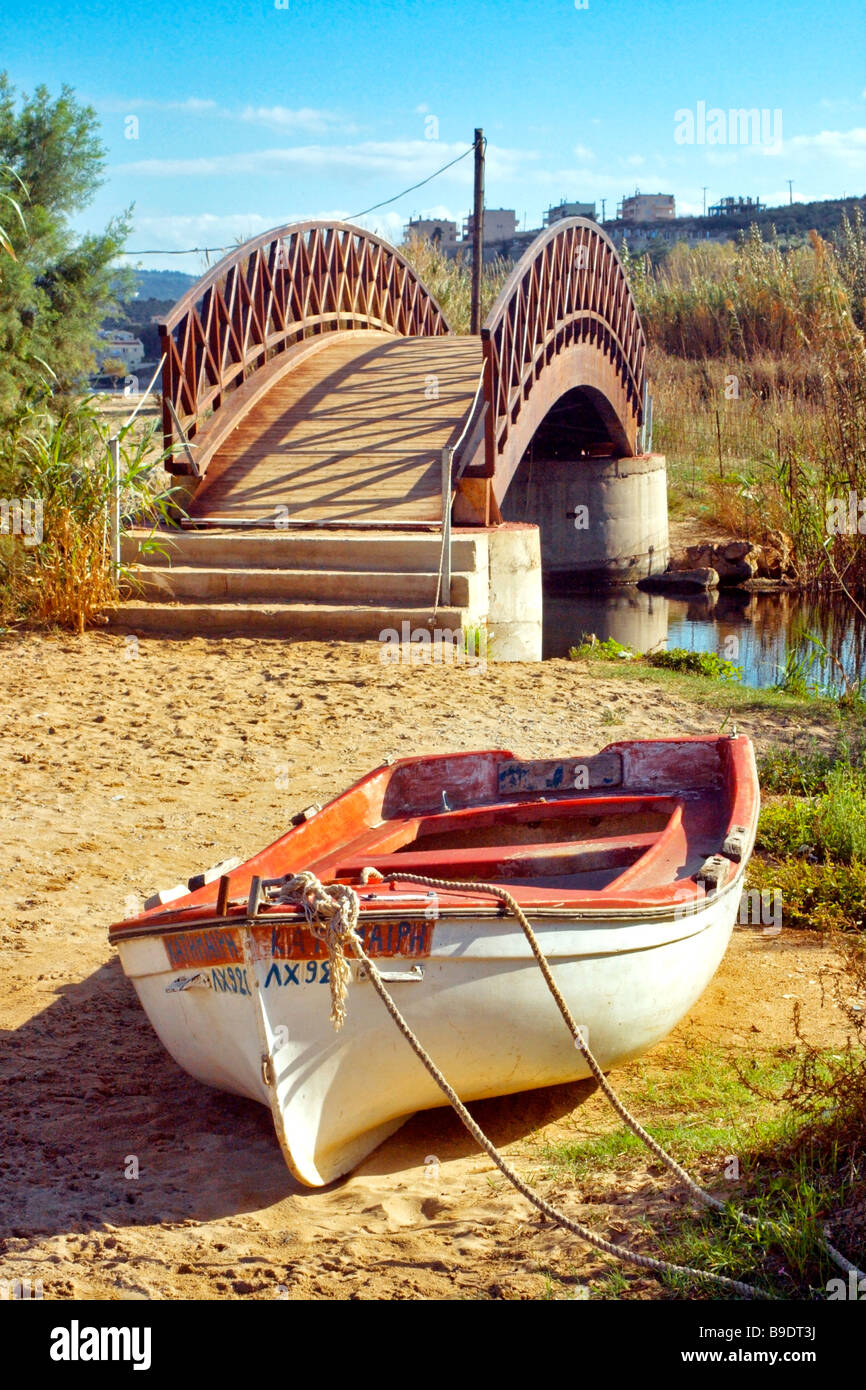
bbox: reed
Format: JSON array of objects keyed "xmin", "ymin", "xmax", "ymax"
[
  {"xmin": 626, "ymin": 226, "xmax": 866, "ymax": 592},
  {"xmin": 401, "ymin": 234, "xmax": 509, "ymax": 335},
  {"xmin": 0, "ymin": 392, "xmax": 177, "ymax": 631}
]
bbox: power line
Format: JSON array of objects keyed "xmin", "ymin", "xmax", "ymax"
[
  {"xmin": 116, "ymin": 245, "xmax": 232, "ymax": 256},
  {"xmin": 116, "ymin": 143, "xmax": 477, "ymax": 257},
  {"xmin": 349, "ymin": 142, "xmax": 476, "ymax": 219}
]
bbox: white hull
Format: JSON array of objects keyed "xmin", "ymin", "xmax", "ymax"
[{"xmin": 117, "ymin": 873, "xmax": 743, "ymax": 1186}]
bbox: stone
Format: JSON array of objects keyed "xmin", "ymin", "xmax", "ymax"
[
  {"xmin": 674, "ymin": 536, "xmax": 798, "ymax": 585},
  {"xmin": 639, "ymin": 567, "xmax": 719, "ymax": 591}
]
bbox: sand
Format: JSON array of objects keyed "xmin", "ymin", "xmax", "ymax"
[{"xmin": 0, "ymin": 631, "xmax": 851, "ymax": 1300}]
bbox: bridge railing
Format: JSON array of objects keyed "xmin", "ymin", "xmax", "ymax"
[
  {"xmin": 158, "ymin": 220, "xmax": 451, "ymax": 465},
  {"xmin": 479, "ymin": 218, "xmax": 647, "ymax": 472}
]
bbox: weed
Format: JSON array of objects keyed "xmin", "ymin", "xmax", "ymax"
[{"xmin": 647, "ymin": 647, "xmax": 742, "ymax": 681}]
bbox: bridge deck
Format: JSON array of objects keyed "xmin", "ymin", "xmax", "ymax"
[{"xmin": 189, "ymin": 331, "xmax": 482, "ymax": 524}]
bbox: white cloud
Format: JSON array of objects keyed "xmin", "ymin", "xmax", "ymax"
[
  {"xmin": 787, "ymin": 126, "xmax": 866, "ymax": 168},
  {"xmin": 238, "ymin": 105, "xmax": 348, "ymax": 135},
  {"xmin": 99, "ymin": 96, "xmax": 219, "ymax": 114},
  {"xmin": 121, "ymin": 208, "xmax": 424, "ymax": 269},
  {"xmin": 115, "ymin": 139, "xmax": 534, "ymax": 186},
  {"xmin": 128, "ymin": 212, "xmax": 275, "ymax": 249},
  {"xmin": 573, "ymin": 144, "xmax": 595, "ymax": 160}
]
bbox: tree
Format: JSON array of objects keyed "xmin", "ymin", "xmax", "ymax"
[
  {"xmin": 0, "ymin": 74, "xmax": 132, "ymax": 417},
  {"xmin": 100, "ymin": 355, "xmax": 128, "ymax": 390},
  {"xmin": 0, "ymin": 162, "xmax": 25, "ymax": 262}
]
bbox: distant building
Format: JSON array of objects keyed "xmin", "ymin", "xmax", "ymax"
[
  {"xmin": 544, "ymin": 200, "xmax": 596, "ymax": 226},
  {"xmin": 403, "ymin": 217, "xmax": 459, "ymax": 252},
  {"xmin": 619, "ymin": 192, "xmax": 676, "ymax": 223},
  {"xmin": 463, "ymin": 208, "xmax": 518, "ymax": 244},
  {"xmin": 708, "ymin": 195, "xmax": 764, "ymax": 218},
  {"xmin": 96, "ymin": 330, "xmax": 144, "ymax": 369}
]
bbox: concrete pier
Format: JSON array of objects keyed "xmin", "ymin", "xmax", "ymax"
[{"xmin": 501, "ymin": 453, "xmax": 669, "ymax": 583}]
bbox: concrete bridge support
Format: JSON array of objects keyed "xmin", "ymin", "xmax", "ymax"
[{"xmin": 501, "ymin": 453, "xmax": 669, "ymax": 584}]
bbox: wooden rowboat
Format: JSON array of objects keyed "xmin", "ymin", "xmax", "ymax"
[{"xmin": 109, "ymin": 735, "xmax": 759, "ymax": 1186}]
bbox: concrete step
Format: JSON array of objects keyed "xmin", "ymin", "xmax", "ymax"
[
  {"xmin": 126, "ymin": 565, "xmax": 472, "ymax": 606},
  {"xmin": 122, "ymin": 527, "xmax": 486, "ymax": 575},
  {"xmin": 108, "ymin": 601, "xmax": 469, "ymax": 639}
]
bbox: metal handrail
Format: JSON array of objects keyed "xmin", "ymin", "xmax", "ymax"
[{"xmin": 434, "ymin": 365, "xmax": 486, "ymax": 612}]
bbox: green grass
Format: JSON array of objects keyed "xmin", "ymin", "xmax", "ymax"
[
  {"xmin": 568, "ymin": 638, "xmax": 740, "ymax": 682},
  {"xmin": 756, "ymin": 766, "xmax": 866, "ymax": 864},
  {"xmin": 646, "ymin": 647, "xmax": 742, "ymax": 681},
  {"xmin": 658, "ymin": 1167, "xmax": 839, "ymax": 1299},
  {"xmin": 752, "ymin": 741, "xmax": 866, "ymax": 931},
  {"xmin": 757, "ymin": 739, "xmax": 850, "ymax": 795},
  {"xmin": 564, "ymin": 651, "xmax": 852, "ymax": 718},
  {"xmin": 568, "ymin": 635, "xmax": 638, "ymax": 661},
  {"xmin": 542, "ymin": 1048, "xmax": 799, "ymax": 1184},
  {"xmin": 748, "ymin": 857, "xmax": 866, "ymax": 932},
  {"xmin": 540, "ymin": 1045, "xmax": 865, "ymax": 1299}
]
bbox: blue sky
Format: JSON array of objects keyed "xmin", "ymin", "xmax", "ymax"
[{"xmin": 3, "ymin": 0, "xmax": 865, "ymax": 271}]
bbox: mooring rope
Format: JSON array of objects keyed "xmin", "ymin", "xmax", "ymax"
[
  {"xmin": 265, "ymin": 868, "xmax": 863, "ymax": 1296},
  {"xmin": 370, "ymin": 870, "xmax": 865, "ymax": 1289},
  {"xmin": 269, "ymin": 869, "xmax": 762, "ymax": 1296}
]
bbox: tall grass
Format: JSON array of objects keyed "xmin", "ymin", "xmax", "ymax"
[
  {"xmin": 0, "ymin": 393, "xmax": 177, "ymax": 631},
  {"xmin": 401, "ymin": 234, "xmax": 510, "ymax": 334},
  {"xmin": 625, "ymin": 224, "xmax": 866, "ymax": 594}
]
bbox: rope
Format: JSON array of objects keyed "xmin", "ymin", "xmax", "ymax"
[
  {"xmin": 372, "ymin": 872, "xmax": 864, "ymax": 1287},
  {"xmin": 268, "ymin": 871, "xmax": 356, "ymax": 1029},
  {"xmin": 271, "ymin": 869, "xmax": 761, "ymax": 1296},
  {"xmin": 265, "ymin": 868, "xmax": 864, "ymax": 1295}
]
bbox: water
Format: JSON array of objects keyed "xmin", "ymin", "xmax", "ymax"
[{"xmin": 543, "ymin": 585, "xmax": 866, "ymax": 692}]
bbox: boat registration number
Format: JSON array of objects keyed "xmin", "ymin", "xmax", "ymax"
[{"xmin": 263, "ymin": 960, "xmax": 331, "ymax": 988}]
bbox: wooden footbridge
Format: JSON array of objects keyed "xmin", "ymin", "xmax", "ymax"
[
  {"xmin": 157, "ymin": 217, "xmax": 648, "ymax": 525},
  {"xmin": 119, "ymin": 218, "xmax": 655, "ymax": 655}
]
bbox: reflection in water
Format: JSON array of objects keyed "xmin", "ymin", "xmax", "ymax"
[{"xmin": 544, "ymin": 584, "xmax": 866, "ymax": 690}]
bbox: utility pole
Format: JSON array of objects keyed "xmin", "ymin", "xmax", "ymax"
[
  {"xmin": 470, "ymin": 127, "xmax": 484, "ymax": 335},
  {"xmin": 787, "ymin": 179, "xmax": 793, "ymax": 205},
  {"xmin": 601, "ymin": 198, "xmax": 606, "ymax": 222},
  {"xmin": 702, "ymin": 186, "xmax": 708, "ymax": 216}
]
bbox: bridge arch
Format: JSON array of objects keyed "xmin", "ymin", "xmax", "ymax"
[
  {"xmin": 455, "ymin": 218, "xmax": 648, "ymax": 518},
  {"xmin": 154, "ymin": 216, "xmax": 659, "ymax": 560},
  {"xmin": 158, "ymin": 220, "xmax": 451, "ymax": 478}
]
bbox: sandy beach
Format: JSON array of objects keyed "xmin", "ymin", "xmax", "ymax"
[{"xmin": 0, "ymin": 631, "xmax": 850, "ymax": 1300}]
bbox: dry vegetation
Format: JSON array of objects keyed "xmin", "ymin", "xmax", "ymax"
[
  {"xmin": 0, "ymin": 394, "xmax": 172, "ymax": 631},
  {"xmin": 622, "ymin": 218, "xmax": 866, "ymax": 594}
]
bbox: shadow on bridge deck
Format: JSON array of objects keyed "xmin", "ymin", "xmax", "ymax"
[{"xmin": 188, "ymin": 331, "xmax": 482, "ymax": 525}]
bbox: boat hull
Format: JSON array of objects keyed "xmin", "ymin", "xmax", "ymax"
[{"xmin": 116, "ymin": 872, "xmax": 743, "ymax": 1186}]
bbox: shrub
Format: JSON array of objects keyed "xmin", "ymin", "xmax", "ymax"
[
  {"xmin": 0, "ymin": 392, "xmax": 177, "ymax": 631},
  {"xmin": 646, "ymin": 647, "xmax": 741, "ymax": 680}
]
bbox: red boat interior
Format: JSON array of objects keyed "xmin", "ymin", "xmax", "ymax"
[
  {"xmin": 110, "ymin": 737, "xmax": 759, "ymax": 936},
  {"xmin": 329, "ymin": 794, "xmax": 686, "ymax": 894}
]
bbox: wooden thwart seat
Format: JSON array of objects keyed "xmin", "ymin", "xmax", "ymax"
[{"xmin": 337, "ymin": 830, "xmax": 661, "ymax": 881}]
